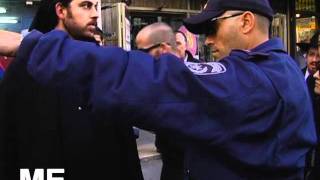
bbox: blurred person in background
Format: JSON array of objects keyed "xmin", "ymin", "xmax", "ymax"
[
  {"xmin": 136, "ymin": 22, "xmax": 184, "ymax": 180},
  {"xmin": 175, "ymin": 30, "xmax": 202, "ymax": 63},
  {"xmin": 306, "ymin": 31, "xmax": 320, "ymax": 180},
  {"xmin": 135, "ymin": 22, "xmax": 178, "ymax": 59}
]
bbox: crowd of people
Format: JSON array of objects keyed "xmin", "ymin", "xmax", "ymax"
[{"xmin": 0, "ymin": 0, "xmax": 319, "ymax": 180}]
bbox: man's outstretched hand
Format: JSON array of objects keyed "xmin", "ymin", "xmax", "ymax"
[{"xmin": 0, "ymin": 30, "xmax": 22, "ymax": 57}]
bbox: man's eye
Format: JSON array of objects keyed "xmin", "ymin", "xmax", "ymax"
[{"xmin": 82, "ymin": 3, "xmax": 92, "ymax": 9}]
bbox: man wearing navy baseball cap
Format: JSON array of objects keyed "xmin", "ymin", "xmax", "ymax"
[
  {"xmin": 184, "ymin": 0, "xmax": 273, "ymax": 33},
  {"xmin": 183, "ymin": 0, "xmax": 274, "ymax": 60},
  {"xmin": 0, "ymin": 0, "xmax": 317, "ymax": 179}
]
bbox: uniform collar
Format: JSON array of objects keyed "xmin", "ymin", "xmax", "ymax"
[
  {"xmin": 228, "ymin": 38, "xmax": 286, "ymax": 61},
  {"xmin": 250, "ymin": 38, "xmax": 286, "ymax": 54}
]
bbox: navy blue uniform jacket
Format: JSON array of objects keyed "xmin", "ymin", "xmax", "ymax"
[
  {"xmin": 25, "ymin": 30, "xmax": 317, "ymax": 180},
  {"xmin": 0, "ymin": 30, "xmax": 143, "ymax": 180}
]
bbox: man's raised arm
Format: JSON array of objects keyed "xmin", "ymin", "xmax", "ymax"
[{"xmin": 0, "ymin": 30, "xmax": 22, "ymax": 57}]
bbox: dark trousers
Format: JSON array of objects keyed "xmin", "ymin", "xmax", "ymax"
[
  {"xmin": 160, "ymin": 152, "xmax": 184, "ymax": 180},
  {"xmin": 305, "ymin": 145, "xmax": 320, "ymax": 180},
  {"xmin": 156, "ymin": 135, "xmax": 184, "ymax": 180}
]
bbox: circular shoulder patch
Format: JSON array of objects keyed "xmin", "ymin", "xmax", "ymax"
[{"xmin": 185, "ymin": 62, "xmax": 226, "ymax": 75}]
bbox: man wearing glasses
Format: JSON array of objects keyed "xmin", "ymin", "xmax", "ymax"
[
  {"xmin": 136, "ymin": 22, "xmax": 186, "ymax": 180},
  {"xmin": 135, "ymin": 22, "xmax": 178, "ymax": 59},
  {"xmin": 0, "ymin": 0, "xmax": 317, "ymax": 179}
]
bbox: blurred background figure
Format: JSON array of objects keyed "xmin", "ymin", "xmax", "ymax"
[
  {"xmin": 136, "ymin": 22, "xmax": 185, "ymax": 180},
  {"xmin": 135, "ymin": 22, "xmax": 178, "ymax": 59},
  {"xmin": 175, "ymin": 30, "xmax": 202, "ymax": 62},
  {"xmin": 303, "ymin": 31, "xmax": 320, "ymax": 81},
  {"xmin": 305, "ymin": 30, "xmax": 320, "ymax": 180},
  {"xmin": 94, "ymin": 26, "xmax": 111, "ymax": 46},
  {"xmin": 296, "ymin": 40, "xmax": 308, "ymax": 69}
]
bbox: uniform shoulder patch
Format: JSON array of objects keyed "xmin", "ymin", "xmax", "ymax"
[{"xmin": 184, "ymin": 62, "xmax": 226, "ymax": 75}]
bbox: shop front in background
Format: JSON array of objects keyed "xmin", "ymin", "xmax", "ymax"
[{"xmin": 296, "ymin": 0, "xmax": 319, "ymax": 44}]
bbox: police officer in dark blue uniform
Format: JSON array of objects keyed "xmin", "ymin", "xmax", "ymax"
[{"xmin": 0, "ymin": 0, "xmax": 317, "ymax": 179}]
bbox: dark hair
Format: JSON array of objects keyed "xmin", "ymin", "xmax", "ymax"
[
  {"xmin": 175, "ymin": 30, "xmax": 187, "ymax": 44},
  {"xmin": 29, "ymin": 0, "xmax": 72, "ymax": 33},
  {"xmin": 309, "ymin": 30, "xmax": 320, "ymax": 49}
]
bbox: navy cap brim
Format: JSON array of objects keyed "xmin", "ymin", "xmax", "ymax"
[{"xmin": 183, "ymin": 10, "xmax": 224, "ymax": 34}]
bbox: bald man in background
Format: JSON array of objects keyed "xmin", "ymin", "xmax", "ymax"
[
  {"xmin": 135, "ymin": 22, "xmax": 179, "ymax": 59},
  {"xmin": 136, "ymin": 22, "xmax": 186, "ymax": 180}
]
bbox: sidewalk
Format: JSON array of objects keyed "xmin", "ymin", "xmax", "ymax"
[
  {"xmin": 136, "ymin": 129, "xmax": 162, "ymax": 180},
  {"xmin": 138, "ymin": 143, "xmax": 161, "ymax": 160},
  {"xmin": 136, "ymin": 129, "xmax": 161, "ymax": 160}
]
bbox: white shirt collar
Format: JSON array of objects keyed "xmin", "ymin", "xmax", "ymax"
[
  {"xmin": 183, "ymin": 54, "xmax": 188, "ymax": 62},
  {"xmin": 305, "ymin": 69, "xmax": 310, "ymax": 80}
]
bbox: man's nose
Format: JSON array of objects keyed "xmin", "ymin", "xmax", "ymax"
[
  {"xmin": 313, "ymin": 57, "xmax": 320, "ymax": 64},
  {"xmin": 309, "ymin": 55, "xmax": 318, "ymax": 62},
  {"xmin": 91, "ymin": 7, "xmax": 99, "ymax": 18}
]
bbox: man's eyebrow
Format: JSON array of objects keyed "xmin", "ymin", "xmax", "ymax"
[{"xmin": 79, "ymin": 1, "xmax": 96, "ymax": 6}]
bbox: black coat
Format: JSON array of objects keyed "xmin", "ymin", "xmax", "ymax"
[
  {"xmin": 185, "ymin": 50, "xmax": 202, "ymax": 63},
  {"xmin": 0, "ymin": 39, "xmax": 143, "ymax": 180},
  {"xmin": 302, "ymin": 68, "xmax": 318, "ymax": 130}
]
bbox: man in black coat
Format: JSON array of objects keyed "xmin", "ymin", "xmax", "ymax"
[
  {"xmin": 307, "ymin": 73, "xmax": 320, "ymax": 180},
  {"xmin": 175, "ymin": 31, "xmax": 202, "ymax": 63},
  {"xmin": 303, "ymin": 30, "xmax": 320, "ymax": 180},
  {"xmin": 302, "ymin": 31, "xmax": 320, "ymax": 82},
  {"xmin": 0, "ymin": 0, "xmax": 143, "ymax": 180}
]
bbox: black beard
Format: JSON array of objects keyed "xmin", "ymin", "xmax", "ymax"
[
  {"xmin": 75, "ymin": 35, "xmax": 98, "ymax": 43},
  {"xmin": 68, "ymin": 30, "xmax": 100, "ymax": 45}
]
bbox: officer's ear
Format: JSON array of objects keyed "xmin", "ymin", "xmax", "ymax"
[{"xmin": 240, "ymin": 11, "xmax": 255, "ymax": 34}]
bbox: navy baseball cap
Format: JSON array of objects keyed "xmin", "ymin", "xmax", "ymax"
[{"xmin": 183, "ymin": 0, "xmax": 274, "ymax": 34}]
